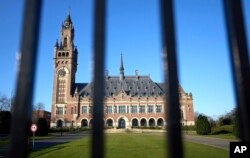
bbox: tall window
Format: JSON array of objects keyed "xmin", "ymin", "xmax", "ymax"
[
  {"xmin": 63, "ymin": 37, "xmax": 67, "ymax": 47},
  {"xmin": 57, "ymin": 68, "xmax": 67, "ymax": 103},
  {"xmin": 147, "ymin": 105, "xmax": 154, "ymax": 113},
  {"xmin": 56, "ymin": 107, "xmax": 64, "ymax": 115},
  {"xmin": 82, "ymin": 106, "xmax": 87, "ymax": 114},
  {"xmin": 118, "ymin": 106, "xmax": 126, "ymax": 113},
  {"xmin": 156, "ymin": 105, "xmax": 162, "ymax": 113},
  {"xmin": 139, "ymin": 106, "xmax": 145, "ymax": 113},
  {"xmin": 71, "ymin": 107, "xmax": 73, "ymax": 114},
  {"xmin": 131, "ymin": 106, "xmax": 137, "ymax": 113},
  {"xmin": 106, "ymin": 106, "xmax": 112, "ymax": 114},
  {"xmin": 58, "ymin": 79, "xmax": 66, "ymax": 103}
]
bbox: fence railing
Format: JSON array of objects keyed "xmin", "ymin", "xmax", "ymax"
[{"xmin": 8, "ymin": 0, "xmax": 249, "ymax": 158}]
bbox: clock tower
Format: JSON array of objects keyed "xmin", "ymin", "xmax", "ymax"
[{"xmin": 51, "ymin": 13, "xmax": 78, "ymax": 121}]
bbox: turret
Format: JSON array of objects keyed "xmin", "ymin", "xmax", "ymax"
[{"xmin": 120, "ymin": 54, "xmax": 124, "ymax": 80}]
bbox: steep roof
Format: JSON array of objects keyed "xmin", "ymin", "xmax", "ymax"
[{"xmin": 77, "ymin": 76, "xmax": 165, "ymax": 98}]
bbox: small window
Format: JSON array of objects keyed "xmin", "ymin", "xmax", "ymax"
[
  {"xmin": 156, "ymin": 105, "xmax": 162, "ymax": 113},
  {"xmin": 82, "ymin": 106, "xmax": 88, "ymax": 114},
  {"xmin": 58, "ymin": 53, "xmax": 61, "ymax": 57},
  {"xmin": 147, "ymin": 105, "xmax": 154, "ymax": 113},
  {"xmin": 106, "ymin": 106, "xmax": 112, "ymax": 114},
  {"xmin": 56, "ymin": 107, "xmax": 64, "ymax": 115},
  {"xmin": 139, "ymin": 106, "xmax": 145, "ymax": 113},
  {"xmin": 131, "ymin": 106, "xmax": 137, "ymax": 113},
  {"xmin": 118, "ymin": 106, "xmax": 126, "ymax": 113}
]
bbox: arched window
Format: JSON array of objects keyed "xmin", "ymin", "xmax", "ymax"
[
  {"xmin": 157, "ymin": 118, "xmax": 164, "ymax": 126},
  {"xmin": 132, "ymin": 119, "xmax": 138, "ymax": 127},
  {"xmin": 58, "ymin": 52, "xmax": 61, "ymax": 57},
  {"xmin": 106, "ymin": 119, "xmax": 113, "ymax": 127},
  {"xmin": 140, "ymin": 118, "xmax": 147, "ymax": 127},
  {"xmin": 149, "ymin": 118, "xmax": 155, "ymax": 127},
  {"xmin": 81, "ymin": 119, "xmax": 88, "ymax": 128}
]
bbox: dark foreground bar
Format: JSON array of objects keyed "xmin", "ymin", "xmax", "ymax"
[
  {"xmin": 160, "ymin": 0, "xmax": 183, "ymax": 158},
  {"xmin": 9, "ymin": 0, "xmax": 42, "ymax": 158},
  {"xmin": 91, "ymin": 1, "xmax": 106, "ymax": 158},
  {"xmin": 223, "ymin": 0, "xmax": 250, "ymax": 141}
]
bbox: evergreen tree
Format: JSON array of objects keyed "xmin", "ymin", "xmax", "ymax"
[
  {"xmin": 196, "ymin": 114, "xmax": 211, "ymax": 135},
  {"xmin": 0, "ymin": 111, "xmax": 11, "ymax": 134}
]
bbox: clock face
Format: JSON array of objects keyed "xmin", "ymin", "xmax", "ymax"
[{"xmin": 58, "ymin": 69, "xmax": 66, "ymax": 77}]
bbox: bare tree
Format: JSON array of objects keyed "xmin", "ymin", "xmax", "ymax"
[
  {"xmin": 0, "ymin": 93, "xmax": 11, "ymax": 111},
  {"xmin": 32, "ymin": 102, "xmax": 45, "ymax": 123},
  {"xmin": 33, "ymin": 102, "xmax": 45, "ymax": 110}
]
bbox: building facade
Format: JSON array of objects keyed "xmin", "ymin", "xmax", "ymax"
[
  {"xmin": 50, "ymin": 14, "xmax": 195, "ymax": 128},
  {"xmin": 32, "ymin": 110, "xmax": 51, "ymax": 127}
]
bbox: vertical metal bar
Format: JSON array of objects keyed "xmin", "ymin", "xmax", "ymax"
[
  {"xmin": 223, "ymin": 0, "xmax": 250, "ymax": 141},
  {"xmin": 8, "ymin": 0, "xmax": 42, "ymax": 157},
  {"xmin": 160, "ymin": 0, "xmax": 183, "ymax": 158},
  {"xmin": 91, "ymin": 0, "xmax": 106, "ymax": 158}
]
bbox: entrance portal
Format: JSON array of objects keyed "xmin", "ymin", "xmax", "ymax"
[{"xmin": 118, "ymin": 118, "xmax": 126, "ymax": 128}]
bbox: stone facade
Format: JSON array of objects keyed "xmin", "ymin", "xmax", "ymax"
[{"xmin": 50, "ymin": 14, "xmax": 195, "ymax": 128}]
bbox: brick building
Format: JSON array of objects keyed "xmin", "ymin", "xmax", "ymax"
[
  {"xmin": 32, "ymin": 110, "xmax": 51, "ymax": 127},
  {"xmin": 50, "ymin": 14, "xmax": 195, "ymax": 128}
]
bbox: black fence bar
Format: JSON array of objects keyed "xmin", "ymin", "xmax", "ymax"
[
  {"xmin": 160, "ymin": 0, "xmax": 183, "ymax": 158},
  {"xmin": 223, "ymin": 0, "xmax": 250, "ymax": 141},
  {"xmin": 8, "ymin": 0, "xmax": 42, "ymax": 157},
  {"xmin": 91, "ymin": 0, "xmax": 106, "ymax": 158}
]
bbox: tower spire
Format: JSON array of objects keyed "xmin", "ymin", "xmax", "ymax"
[{"xmin": 120, "ymin": 53, "xmax": 124, "ymax": 80}]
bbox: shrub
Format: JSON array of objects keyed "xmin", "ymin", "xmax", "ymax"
[
  {"xmin": 181, "ymin": 125, "xmax": 196, "ymax": 131},
  {"xmin": 211, "ymin": 125, "xmax": 233, "ymax": 135},
  {"xmin": 196, "ymin": 115, "xmax": 211, "ymax": 135},
  {"xmin": 36, "ymin": 118, "xmax": 49, "ymax": 136}
]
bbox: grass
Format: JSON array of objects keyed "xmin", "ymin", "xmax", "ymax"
[
  {"xmin": 29, "ymin": 133, "xmax": 228, "ymax": 158},
  {"xmin": 32, "ymin": 136, "xmax": 55, "ymax": 140}
]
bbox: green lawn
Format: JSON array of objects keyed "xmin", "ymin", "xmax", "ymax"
[{"xmin": 29, "ymin": 133, "xmax": 228, "ymax": 158}]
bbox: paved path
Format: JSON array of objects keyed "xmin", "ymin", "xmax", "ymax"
[
  {"xmin": 145, "ymin": 132, "xmax": 235, "ymax": 150},
  {"xmin": 31, "ymin": 132, "xmax": 91, "ymax": 150},
  {"xmin": 1, "ymin": 132, "xmax": 236, "ymax": 157},
  {"xmin": 183, "ymin": 134, "xmax": 237, "ymax": 150},
  {"xmin": 0, "ymin": 132, "xmax": 91, "ymax": 158}
]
